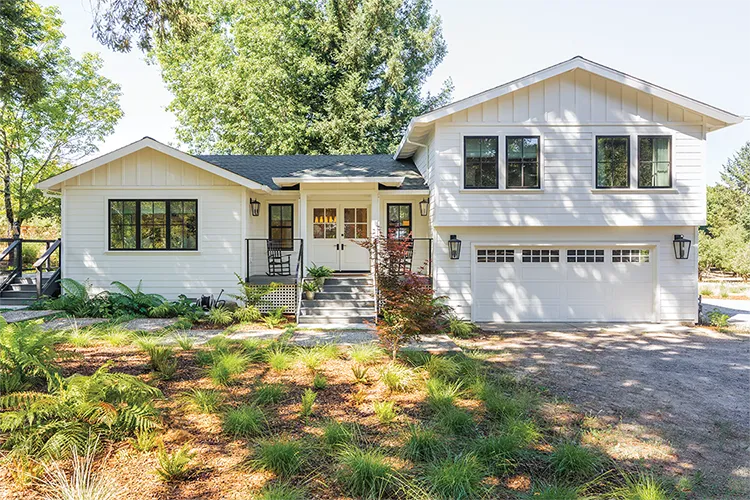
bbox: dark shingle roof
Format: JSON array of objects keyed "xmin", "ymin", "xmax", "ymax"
[{"xmin": 195, "ymin": 154, "xmax": 426, "ymax": 190}]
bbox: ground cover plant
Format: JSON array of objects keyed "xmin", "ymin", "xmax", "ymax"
[{"xmin": 0, "ymin": 328, "xmax": 692, "ymax": 499}]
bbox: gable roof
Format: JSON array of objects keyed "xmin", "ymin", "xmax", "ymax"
[
  {"xmin": 395, "ymin": 56, "xmax": 744, "ymax": 159},
  {"xmin": 196, "ymin": 154, "xmax": 426, "ymax": 190},
  {"xmin": 37, "ymin": 137, "xmax": 270, "ymax": 191}
]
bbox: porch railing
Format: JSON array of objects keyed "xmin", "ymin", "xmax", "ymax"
[
  {"xmin": 244, "ymin": 238, "xmax": 303, "ymax": 321},
  {"xmin": 0, "ymin": 237, "xmax": 62, "ymax": 298}
]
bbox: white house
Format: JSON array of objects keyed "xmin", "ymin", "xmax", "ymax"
[{"xmin": 34, "ymin": 56, "xmax": 742, "ymax": 324}]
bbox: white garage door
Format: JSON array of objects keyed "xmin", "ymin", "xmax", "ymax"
[{"xmin": 472, "ymin": 247, "xmax": 654, "ymax": 322}]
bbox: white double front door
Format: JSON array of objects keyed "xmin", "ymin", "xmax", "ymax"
[{"xmin": 308, "ymin": 203, "xmax": 371, "ymax": 271}]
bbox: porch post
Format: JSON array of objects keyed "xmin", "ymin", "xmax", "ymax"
[
  {"xmin": 299, "ymin": 190, "xmax": 308, "ymax": 273},
  {"xmin": 370, "ymin": 191, "xmax": 380, "ymax": 274}
]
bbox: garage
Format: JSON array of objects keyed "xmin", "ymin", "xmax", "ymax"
[{"xmin": 472, "ymin": 246, "xmax": 655, "ymax": 322}]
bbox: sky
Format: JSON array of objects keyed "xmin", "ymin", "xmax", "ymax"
[{"xmin": 42, "ymin": 0, "xmax": 749, "ymax": 185}]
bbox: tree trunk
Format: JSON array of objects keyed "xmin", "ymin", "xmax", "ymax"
[{"xmin": 2, "ymin": 148, "xmax": 16, "ymax": 238}]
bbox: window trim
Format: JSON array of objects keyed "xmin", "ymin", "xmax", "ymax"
[
  {"xmin": 595, "ymin": 135, "xmax": 630, "ymax": 189},
  {"xmin": 505, "ymin": 135, "xmax": 541, "ymax": 189},
  {"xmin": 463, "ymin": 135, "xmax": 499, "ymax": 190},
  {"xmin": 268, "ymin": 203, "xmax": 294, "ymax": 251},
  {"xmin": 637, "ymin": 135, "xmax": 672, "ymax": 189},
  {"xmin": 108, "ymin": 199, "xmax": 198, "ymax": 251},
  {"xmin": 386, "ymin": 203, "xmax": 412, "ymax": 239}
]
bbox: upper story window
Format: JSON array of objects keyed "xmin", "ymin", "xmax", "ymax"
[
  {"xmin": 596, "ymin": 136, "xmax": 629, "ymax": 188},
  {"xmin": 109, "ymin": 199, "xmax": 197, "ymax": 251},
  {"xmin": 387, "ymin": 203, "xmax": 412, "ymax": 239},
  {"xmin": 638, "ymin": 136, "xmax": 671, "ymax": 188},
  {"xmin": 269, "ymin": 204, "xmax": 294, "ymax": 250},
  {"xmin": 506, "ymin": 136, "xmax": 540, "ymax": 189},
  {"xmin": 464, "ymin": 136, "xmax": 498, "ymax": 189}
]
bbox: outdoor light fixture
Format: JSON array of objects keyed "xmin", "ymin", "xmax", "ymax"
[
  {"xmin": 419, "ymin": 198, "xmax": 429, "ymax": 216},
  {"xmin": 672, "ymin": 234, "xmax": 691, "ymax": 260},
  {"xmin": 448, "ymin": 234, "xmax": 462, "ymax": 260},
  {"xmin": 249, "ymin": 198, "xmax": 261, "ymax": 217}
]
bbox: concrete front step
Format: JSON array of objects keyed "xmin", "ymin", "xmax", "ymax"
[
  {"xmin": 321, "ymin": 285, "xmax": 374, "ymax": 294},
  {"xmin": 315, "ymin": 292, "xmax": 374, "ymax": 300},
  {"xmin": 300, "ymin": 307, "xmax": 374, "ymax": 317},
  {"xmin": 322, "ymin": 278, "xmax": 373, "ymax": 286},
  {"xmin": 0, "ymin": 297, "xmax": 36, "ymax": 305},
  {"xmin": 303, "ymin": 299, "xmax": 375, "ymax": 308},
  {"xmin": 0, "ymin": 290, "xmax": 37, "ymax": 299},
  {"xmin": 297, "ymin": 315, "xmax": 375, "ymax": 324}
]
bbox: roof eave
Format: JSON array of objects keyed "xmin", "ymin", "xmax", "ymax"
[{"xmin": 272, "ymin": 176, "xmax": 405, "ymax": 188}]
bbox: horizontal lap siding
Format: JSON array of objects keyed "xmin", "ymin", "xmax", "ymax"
[
  {"xmin": 62, "ymin": 150, "xmax": 245, "ymax": 299},
  {"xmin": 433, "ymin": 226, "xmax": 698, "ymax": 323}
]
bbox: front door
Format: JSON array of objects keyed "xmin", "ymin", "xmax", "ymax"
[{"xmin": 310, "ymin": 204, "xmax": 370, "ymax": 271}]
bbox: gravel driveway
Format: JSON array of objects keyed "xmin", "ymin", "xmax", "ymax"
[{"xmin": 464, "ymin": 323, "xmax": 750, "ymax": 497}]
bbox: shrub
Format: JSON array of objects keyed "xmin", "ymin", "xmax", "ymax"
[
  {"xmin": 403, "ymin": 424, "xmax": 443, "ymax": 462},
  {"xmin": 322, "ymin": 420, "xmax": 360, "ymax": 450},
  {"xmin": 267, "ymin": 345, "xmax": 294, "ymax": 371},
  {"xmin": 313, "ymin": 372, "xmax": 328, "ymax": 390},
  {"xmin": 707, "ymin": 310, "xmax": 730, "ymax": 328},
  {"xmin": 379, "ymin": 363, "xmax": 415, "ymax": 392},
  {"xmin": 373, "ymin": 401, "xmax": 398, "ymax": 425},
  {"xmin": 426, "ymin": 454, "xmax": 485, "ymax": 500},
  {"xmin": 0, "ymin": 365, "xmax": 161, "ymax": 459},
  {"xmin": 155, "ymin": 444, "xmax": 195, "ymax": 482},
  {"xmin": 234, "ymin": 305, "xmax": 262, "ymax": 323},
  {"xmin": 436, "ymin": 406, "xmax": 474, "ymax": 435},
  {"xmin": 251, "ymin": 436, "xmax": 304, "ymax": 477},
  {"xmin": 254, "ymin": 383, "xmax": 288, "ymax": 405},
  {"xmin": 108, "ymin": 280, "xmax": 168, "ymax": 317},
  {"xmin": 223, "ymin": 404, "xmax": 266, "ymax": 437},
  {"xmin": 146, "ymin": 345, "xmax": 178, "ymax": 379},
  {"xmin": 182, "ymin": 388, "xmax": 225, "ymax": 413},
  {"xmin": 448, "ymin": 315, "xmax": 480, "ymax": 339},
  {"xmin": 207, "ymin": 306, "xmax": 234, "ymax": 326},
  {"xmin": 40, "ymin": 440, "xmax": 122, "ymax": 500},
  {"xmin": 550, "ymin": 442, "xmax": 602, "ymax": 479},
  {"xmin": 257, "ymin": 483, "xmax": 306, "ymax": 500},
  {"xmin": 426, "ymin": 378, "xmax": 464, "ymax": 413},
  {"xmin": 299, "ymin": 389, "xmax": 317, "ymax": 418},
  {"xmin": 471, "ymin": 434, "xmax": 521, "ymax": 475},
  {"xmin": 130, "ymin": 430, "xmax": 159, "ymax": 452},
  {"xmin": 208, "ymin": 351, "xmax": 249, "ymax": 386},
  {"xmin": 349, "ymin": 343, "xmax": 385, "ymax": 365},
  {"xmin": 0, "ymin": 318, "xmax": 62, "ymax": 393},
  {"xmin": 352, "ymin": 365, "xmax": 371, "ymax": 384},
  {"xmin": 337, "ymin": 446, "xmax": 396, "ymax": 499},
  {"xmin": 263, "ymin": 307, "xmax": 287, "ymax": 329}
]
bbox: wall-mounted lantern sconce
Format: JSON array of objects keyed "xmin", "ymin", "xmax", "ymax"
[
  {"xmin": 419, "ymin": 198, "xmax": 429, "ymax": 217},
  {"xmin": 250, "ymin": 198, "xmax": 261, "ymax": 217},
  {"xmin": 448, "ymin": 234, "xmax": 462, "ymax": 260},
  {"xmin": 673, "ymin": 234, "xmax": 691, "ymax": 260}
]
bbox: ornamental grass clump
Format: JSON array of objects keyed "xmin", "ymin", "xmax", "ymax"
[
  {"xmin": 182, "ymin": 388, "xmax": 225, "ymax": 413},
  {"xmin": 379, "ymin": 363, "xmax": 415, "ymax": 392},
  {"xmin": 322, "ymin": 420, "xmax": 361, "ymax": 450},
  {"xmin": 251, "ymin": 436, "xmax": 305, "ymax": 477},
  {"xmin": 208, "ymin": 351, "xmax": 249, "ymax": 386},
  {"xmin": 549, "ymin": 442, "xmax": 602, "ymax": 480},
  {"xmin": 425, "ymin": 454, "xmax": 486, "ymax": 500},
  {"xmin": 403, "ymin": 424, "xmax": 443, "ymax": 462},
  {"xmin": 223, "ymin": 404, "xmax": 266, "ymax": 437},
  {"xmin": 373, "ymin": 401, "xmax": 398, "ymax": 425},
  {"xmin": 426, "ymin": 378, "xmax": 464, "ymax": 413},
  {"xmin": 349, "ymin": 343, "xmax": 384, "ymax": 365},
  {"xmin": 336, "ymin": 446, "xmax": 396, "ymax": 499},
  {"xmin": 254, "ymin": 383, "xmax": 287, "ymax": 405}
]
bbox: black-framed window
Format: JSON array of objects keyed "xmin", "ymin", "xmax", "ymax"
[
  {"xmin": 386, "ymin": 203, "xmax": 412, "ymax": 239},
  {"xmin": 638, "ymin": 136, "xmax": 671, "ymax": 188},
  {"xmin": 596, "ymin": 136, "xmax": 629, "ymax": 188},
  {"xmin": 464, "ymin": 136, "xmax": 498, "ymax": 189},
  {"xmin": 108, "ymin": 199, "xmax": 197, "ymax": 251},
  {"xmin": 269, "ymin": 204, "xmax": 293, "ymax": 250},
  {"xmin": 506, "ymin": 136, "xmax": 540, "ymax": 188}
]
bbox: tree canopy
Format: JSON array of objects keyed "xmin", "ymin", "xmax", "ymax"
[
  {"xmin": 0, "ymin": 5, "xmax": 122, "ymax": 236},
  {"xmin": 152, "ymin": 0, "xmax": 451, "ymax": 155}
]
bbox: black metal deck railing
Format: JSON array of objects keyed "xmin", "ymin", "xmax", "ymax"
[{"xmin": 0, "ymin": 237, "xmax": 62, "ymax": 298}]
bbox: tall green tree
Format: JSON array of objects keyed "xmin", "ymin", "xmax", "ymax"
[
  {"xmin": 0, "ymin": 0, "xmax": 54, "ymax": 102},
  {"xmin": 153, "ymin": 0, "xmax": 451, "ymax": 155},
  {"xmin": 720, "ymin": 141, "xmax": 750, "ymax": 195},
  {"xmin": 0, "ymin": 6, "xmax": 122, "ymax": 237}
]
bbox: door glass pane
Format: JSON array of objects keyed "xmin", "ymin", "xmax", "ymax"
[
  {"xmin": 344, "ymin": 224, "xmax": 355, "ymax": 238},
  {"xmin": 313, "ymin": 224, "xmax": 325, "ymax": 239},
  {"xmin": 345, "ymin": 208, "xmax": 355, "ymax": 223},
  {"xmin": 325, "ymin": 225, "xmax": 337, "ymax": 239},
  {"xmin": 356, "ymin": 208, "xmax": 367, "ymax": 223},
  {"xmin": 313, "ymin": 208, "xmax": 324, "ymax": 223},
  {"xmin": 356, "ymin": 224, "xmax": 368, "ymax": 238}
]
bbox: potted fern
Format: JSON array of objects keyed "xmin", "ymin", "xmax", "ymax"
[
  {"xmin": 306, "ymin": 263, "xmax": 334, "ymax": 287},
  {"xmin": 302, "ymin": 280, "xmax": 319, "ymax": 300}
]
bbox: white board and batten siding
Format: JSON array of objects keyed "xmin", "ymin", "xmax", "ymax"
[{"xmin": 62, "ymin": 147, "xmax": 247, "ymax": 299}]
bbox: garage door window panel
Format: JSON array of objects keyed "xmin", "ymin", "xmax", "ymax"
[
  {"xmin": 522, "ymin": 249, "xmax": 559, "ymax": 263},
  {"xmin": 612, "ymin": 249, "xmax": 650, "ymax": 263},
  {"xmin": 567, "ymin": 249, "xmax": 604, "ymax": 263},
  {"xmin": 477, "ymin": 249, "xmax": 514, "ymax": 263}
]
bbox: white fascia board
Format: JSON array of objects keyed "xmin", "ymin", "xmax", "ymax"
[
  {"xmin": 36, "ymin": 137, "xmax": 270, "ymax": 192},
  {"xmin": 272, "ymin": 176, "xmax": 405, "ymax": 187},
  {"xmin": 395, "ymin": 56, "xmax": 743, "ymax": 158}
]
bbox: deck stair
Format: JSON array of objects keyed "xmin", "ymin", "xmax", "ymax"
[
  {"xmin": 298, "ymin": 273, "xmax": 376, "ymax": 325},
  {"xmin": 0, "ymin": 274, "xmax": 53, "ymax": 306}
]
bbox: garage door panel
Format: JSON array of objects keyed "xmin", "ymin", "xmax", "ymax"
[{"xmin": 473, "ymin": 246, "xmax": 654, "ymax": 322}]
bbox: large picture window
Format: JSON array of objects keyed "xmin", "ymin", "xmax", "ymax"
[
  {"xmin": 506, "ymin": 136, "xmax": 540, "ymax": 188},
  {"xmin": 464, "ymin": 136, "xmax": 498, "ymax": 189},
  {"xmin": 386, "ymin": 203, "xmax": 412, "ymax": 239},
  {"xmin": 108, "ymin": 200, "xmax": 197, "ymax": 251},
  {"xmin": 596, "ymin": 136, "xmax": 629, "ymax": 188},
  {"xmin": 269, "ymin": 204, "xmax": 294, "ymax": 250},
  {"xmin": 638, "ymin": 136, "xmax": 671, "ymax": 188}
]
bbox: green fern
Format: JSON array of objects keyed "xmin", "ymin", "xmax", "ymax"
[{"xmin": 0, "ymin": 319, "xmax": 63, "ymax": 393}]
